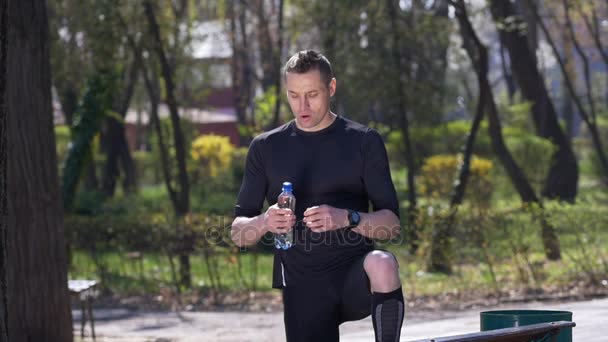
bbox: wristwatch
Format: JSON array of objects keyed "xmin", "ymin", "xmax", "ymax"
[{"xmin": 346, "ymin": 209, "xmax": 361, "ymax": 229}]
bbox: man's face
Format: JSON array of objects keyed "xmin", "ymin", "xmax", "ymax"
[{"xmin": 285, "ymin": 69, "xmax": 336, "ymax": 132}]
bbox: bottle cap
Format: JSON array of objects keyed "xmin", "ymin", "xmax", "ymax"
[{"xmin": 282, "ymin": 182, "xmax": 293, "ymax": 192}]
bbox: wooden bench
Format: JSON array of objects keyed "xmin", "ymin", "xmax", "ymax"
[
  {"xmin": 408, "ymin": 321, "xmax": 575, "ymax": 342},
  {"xmin": 69, "ymin": 279, "xmax": 98, "ymax": 340}
]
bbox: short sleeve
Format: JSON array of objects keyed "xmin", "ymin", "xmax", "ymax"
[
  {"xmin": 234, "ymin": 137, "xmax": 268, "ymax": 218},
  {"xmin": 362, "ymin": 129, "xmax": 400, "ymax": 218}
]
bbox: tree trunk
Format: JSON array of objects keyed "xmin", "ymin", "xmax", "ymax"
[
  {"xmin": 83, "ymin": 157, "xmax": 99, "ymax": 190},
  {"xmin": 141, "ymin": 63, "xmax": 180, "ymax": 208},
  {"xmin": 229, "ymin": 0, "xmax": 254, "ymax": 144},
  {"xmin": 428, "ymin": 0, "xmax": 489, "ymax": 273},
  {"xmin": 489, "ymin": 0, "xmax": 578, "ymax": 202},
  {"xmin": 574, "ymin": 0, "xmax": 608, "ymax": 106},
  {"xmin": 102, "ymin": 118, "xmax": 136, "ymax": 196},
  {"xmin": 120, "ymin": 11, "xmax": 181, "ymax": 209},
  {"xmin": 515, "ymin": 0, "xmax": 538, "ymax": 64},
  {"xmin": 255, "ymin": 0, "xmax": 276, "ymax": 92},
  {"xmin": 101, "ymin": 58, "xmax": 139, "ymax": 197},
  {"xmin": 144, "ymin": 0, "xmax": 192, "ymax": 287},
  {"xmin": 499, "ymin": 43, "xmax": 516, "ymax": 104},
  {"xmin": 318, "ymin": 1, "xmax": 338, "ymax": 108},
  {"xmin": 561, "ymin": 28, "xmax": 575, "ymax": 140},
  {"xmin": 144, "ymin": 1, "xmax": 190, "ymax": 215},
  {"xmin": 270, "ymin": 0, "xmax": 284, "ymax": 129},
  {"xmin": 431, "ymin": 0, "xmax": 450, "ymax": 114},
  {"xmin": 119, "ymin": 131, "xmax": 136, "ymax": 191},
  {"xmin": 387, "ymin": 0, "xmax": 419, "ymax": 254},
  {"xmin": 57, "ymin": 87, "xmax": 79, "ymax": 127},
  {"xmin": 451, "ymin": 0, "xmax": 561, "ymax": 260},
  {"xmin": 0, "ymin": 0, "xmax": 8, "ymax": 340},
  {"xmin": 7, "ymin": 1, "xmax": 73, "ymax": 340}
]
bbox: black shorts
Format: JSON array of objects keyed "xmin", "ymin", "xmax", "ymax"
[{"xmin": 282, "ymin": 253, "xmax": 372, "ymax": 342}]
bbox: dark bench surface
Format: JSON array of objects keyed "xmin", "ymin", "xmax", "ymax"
[{"xmin": 408, "ymin": 321, "xmax": 575, "ymax": 342}]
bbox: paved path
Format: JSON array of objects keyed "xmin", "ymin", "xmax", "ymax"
[{"xmin": 74, "ymin": 297, "xmax": 608, "ymax": 341}]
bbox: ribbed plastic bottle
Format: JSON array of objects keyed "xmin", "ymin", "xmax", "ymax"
[{"xmin": 275, "ymin": 182, "xmax": 295, "ymax": 250}]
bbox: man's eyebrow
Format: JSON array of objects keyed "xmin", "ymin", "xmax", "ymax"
[{"xmin": 288, "ymin": 90, "xmax": 319, "ymax": 94}]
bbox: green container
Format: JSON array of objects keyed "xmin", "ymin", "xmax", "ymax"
[{"xmin": 480, "ymin": 310, "xmax": 572, "ymax": 342}]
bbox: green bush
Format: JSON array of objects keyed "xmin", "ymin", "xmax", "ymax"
[
  {"xmin": 190, "ymin": 134, "xmax": 235, "ymax": 183},
  {"xmin": 585, "ymin": 116, "xmax": 608, "ymax": 185},
  {"xmin": 545, "ymin": 201, "xmax": 608, "ymax": 281},
  {"xmin": 133, "ymin": 150, "xmax": 161, "ymax": 186},
  {"xmin": 147, "ymin": 117, "xmax": 198, "ymax": 184},
  {"xmin": 503, "ymin": 132, "xmax": 556, "ymax": 195},
  {"xmin": 419, "ymin": 154, "xmax": 494, "ymax": 206},
  {"xmin": 386, "ymin": 120, "xmax": 493, "ymax": 170}
]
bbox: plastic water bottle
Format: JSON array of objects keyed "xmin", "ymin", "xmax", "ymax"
[{"xmin": 275, "ymin": 182, "xmax": 295, "ymax": 250}]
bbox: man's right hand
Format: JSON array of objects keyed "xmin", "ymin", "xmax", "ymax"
[{"xmin": 263, "ymin": 204, "xmax": 296, "ymax": 234}]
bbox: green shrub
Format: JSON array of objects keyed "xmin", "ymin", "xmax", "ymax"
[
  {"xmin": 190, "ymin": 134, "xmax": 235, "ymax": 182},
  {"xmin": 387, "ymin": 120, "xmax": 493, "ymax": 170},
  {"xmin": 585, "ymin": 116, "xmax": 608, "ymax": 185},
  {"xmin": 133, "ymin": 150, "xmax": 161, "ymax": 186},
  {"xmin": 419, "ymin": 154, "xmax": 493, "ymax": 205},
  {"xmin": 503, "ymin": 133, "xmax": 556, "ymax": 195}
]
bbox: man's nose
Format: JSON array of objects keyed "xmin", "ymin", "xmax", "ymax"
[{"xmin": 299, "ymin": 97, "xmax": 309, "ymax": 111}]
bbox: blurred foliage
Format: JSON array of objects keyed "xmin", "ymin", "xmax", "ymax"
[
  {"xmin": 61, "ymin": 70, "xmax": 120, "ymax": 211},
  {"xmin": 133, "ymin": 150, "xmax": 162, "ymax": 186},
  {"xmin": 504, "ymin": 133, "xmax": 556, "ymax": 195},
  {"xmin": 57, "ymin": 0, "xmax": 125, "ymax": 211},
  {"xmin": 45, "ymin": 0, "xmax": 608, "ymax": 300},
  {"xmin": 188, "ymin": 134, "xmax": 240, "ymax": 215},
  {"xmin": 66, "ymin": 194, "xmax": 608, "ymax": 296},
  {"xmin": 147, "ymin": 117, "xmax": 198, "ymax": 189},
  {"xmin": 386, "ymin": 120, "xmax": 494, "ymax": 170},
  {"xmin": 584, "ymin": 116, "xmax": 608, "ymax": 185},
  {"xmin": 420, "ymin": 154, "xmax": 493, "ymax": 206},
  {"xmin": 55, "ymin": 125, "xmax": 71, "ymax": 165},
  {"xmin": 191, "ymin": 134, "xmax": 235, "ymax": 179}
]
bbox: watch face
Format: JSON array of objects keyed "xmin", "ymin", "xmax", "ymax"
[
  {"xmin": 354, "ymin": 211, "xmax": 360, "ymax": 224},
  {"xmin": 350, "ymin": 210, "xmax": 360, "ymax": 226}
]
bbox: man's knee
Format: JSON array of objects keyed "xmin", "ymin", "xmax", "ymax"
[{"xmin": 364, "ymin": 250, "xmax": 399, "ymax": 277}]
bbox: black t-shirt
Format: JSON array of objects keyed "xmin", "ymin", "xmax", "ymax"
[{"xmin": 234, "ymin": 116, "xmax": 400, "ymax": 288}]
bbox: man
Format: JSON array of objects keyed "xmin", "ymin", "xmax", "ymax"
[{"xmin": 231, "ymin": 50, "xmax": 404, "ymax": 342}]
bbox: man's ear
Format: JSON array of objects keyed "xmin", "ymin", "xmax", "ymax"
[{"xmin": 328, "ymin": 78, "xmax": 337, "ymax": 97}]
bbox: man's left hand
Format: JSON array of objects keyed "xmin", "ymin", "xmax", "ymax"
[{"xmin": 303, "ymin": 205, "xmax": 349, "ymax": 232}]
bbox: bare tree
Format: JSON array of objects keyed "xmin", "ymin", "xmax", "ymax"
[
  {"xmin": 574, "ymin": 1, "xmax": 608, "ymax": 123},
  {"xmin": 386, "ymin": 0, "xmax": 419, "ymax": 253},
  {"xmin": 101, "ymin": 54, "xmax": 139, "ymax": 197},
  {"xmin": 0, "ymin": 0, "xmax": 8, "ymax": 340},
  {"xmin": 255, "ymin": 0, "xmax": 277, "ymax": 92},
  {"xmin": 270, "ymin": 0, "xmax": 284, "ymax": 129},
  {"xmin": 119, "ymin": 11, "xmax": 182, "ymax": 228},
  {"xmin": 7, "ymin": 0, "xmax": 73, "ymax": 340},
  {"xmin": 449, "ymin": 0, "xmax": 561, "ymax": 261},
  {"xmin": 144, "ymin": 0, "xmax": 192, "ymax": 287},
  {"xmin": 531, "ymin": 2, "xmax": 608, "ymax": 185},
  {"xmin": 227, "ymin": 0, "xmax": 256, "ymax": 142},
  {"xmin": 499, "ymin": 41, "xmax": 517, "ymax": 104},
  {"xmin": 575, "ymin": 1, "xmax": 608, "ymax": 69},
  {"xmin": 489, "ymin": 0, "xmax": 579, "ymax": 203}
]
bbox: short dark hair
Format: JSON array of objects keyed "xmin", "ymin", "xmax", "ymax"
[{"xmin": 283, "ymin": 50, "xmax": 333, "ymax": 86}]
